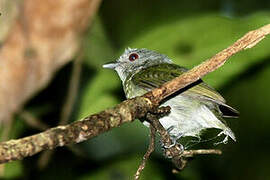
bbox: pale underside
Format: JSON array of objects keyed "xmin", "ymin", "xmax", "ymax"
[{"xmin": 123, "ymin": 63, "xmax": 236, "ymax": 144}]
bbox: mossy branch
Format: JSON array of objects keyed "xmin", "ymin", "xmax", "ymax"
[{"xmin": 0, "ymin": 24, "xmax": 270, "ymax": 164}]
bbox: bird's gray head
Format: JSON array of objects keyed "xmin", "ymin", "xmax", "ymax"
[{"xmin": 103, "ymin": 48, "xmax": 172, "ymax": 82}]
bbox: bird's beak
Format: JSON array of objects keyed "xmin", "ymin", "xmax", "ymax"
[{"xmin": 102, "ymin": 62, "xmax": 119, "ymax": 70}]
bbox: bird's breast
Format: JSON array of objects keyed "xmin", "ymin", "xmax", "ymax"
[{"xmin": 123, "ymin": 79, "xmax": 148, "ymax": 99}]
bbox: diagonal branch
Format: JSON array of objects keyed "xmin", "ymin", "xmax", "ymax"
[
  {"xmin": 145, "ymin": 24, "xmax": 270, "ymax": 104},
  {"xmin": 0, "ymin": 24, "xmax": 270, "ymax": 164}
]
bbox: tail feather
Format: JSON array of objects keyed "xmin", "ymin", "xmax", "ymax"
[{"xmin": 219, "ymin": 103, "xmax": 239, "ymax": 118}]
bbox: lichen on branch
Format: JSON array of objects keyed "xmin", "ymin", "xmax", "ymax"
[{"xmin": 0, "ymin": 97, "xmax": 153, "ymax": 163}]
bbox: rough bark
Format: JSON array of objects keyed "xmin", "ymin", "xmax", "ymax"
[{"xmin": 0, "ymin": 97, "xmax": 153, "ymax": 163}]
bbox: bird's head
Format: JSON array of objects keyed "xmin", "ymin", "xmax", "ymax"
[{"xmin": 103, "ymin": 48, "xmax": 172, "ymax": 82}]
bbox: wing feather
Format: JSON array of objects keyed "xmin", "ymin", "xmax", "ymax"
[
  {"xmin": 131, "ymin": 63, "xmax": 238, "ymax": 117},
  {"xmin": 132, "ymin": 63, "xmax": 224, "ymax": 102}
]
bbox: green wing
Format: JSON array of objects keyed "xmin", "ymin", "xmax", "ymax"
[
  {"xmin": 131, "ymin": 63, "xmax": 238, "ymax": 117},
  {"xmin": 132, "ymin": 63, "xmax": 225, "ymax": 102}
]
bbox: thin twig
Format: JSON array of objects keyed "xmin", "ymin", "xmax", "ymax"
[
  {"xmin": 134, "ymin": 124, "xmax": 156, "ymax": 180},
  {"xmin": 171, "ymin": 149, "xmax": 222, "ymax": 174},
  {"xmin": 37, "ymin": 150, "xmax": 53, "ymax": 169},
  {"xmin": 146, "ymin": 112, "xmax": 185, "ymax": 169},
  {"xmin": 0, "ymin": 117, "xmax": 13, "ymax": 142},
  {"xmin": 59, "ymin": 52, "xmax": 84, "ymax": 125},
  {"xmin": 19, "ymin": 110, "xmax": 49, "ymax": 131},
  {"xmin": 0, "ymin": 24, "xmax": 269, "ymax": 164},
  {"xmin": 38, "ymin": 50, "xmax": 83, "ymax": 169},
  {"xmin": 147, "ymin": 110, "xmax": 222, "ymax": 170},
  {"xmin": 182, "ymin": 149, "xmax": 222, "ymax": 157}
]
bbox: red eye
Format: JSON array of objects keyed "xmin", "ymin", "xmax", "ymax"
[{"xmin": 128, "ymin": 53, "xmax": 139, "ymax": 61}]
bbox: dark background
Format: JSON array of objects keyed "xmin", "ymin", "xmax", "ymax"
[{"xmin": 3, "ymin": 0, "xmax": 270, "ymax": 179}]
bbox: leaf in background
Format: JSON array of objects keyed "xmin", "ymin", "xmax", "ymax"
[
  {"xmin": 82, "ymin": 17, "xmax": 116, "ymax": 69},
  {"xmin": 204, "ymin": 59, "xmax": 270, "ymax": 180},
  {"xmin": 77, "ymin": 16, "xmax": 120, "ymax": 118},
  {"xmin": 128, "ymin": 12, "xmax": 270, "ymax": 88},
  {"xmin": 76, "ymin": 70, "xmax": 120, "ymax": 119},
  {"xmin": 99, "ymin": 0, "xmax": 223, "ymax": 46},
  {"xmin": 3, "ymin": 161, "xmax": 23, "ymax": 179}
]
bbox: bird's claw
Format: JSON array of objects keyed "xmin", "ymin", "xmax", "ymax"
[{"xmin": 162, "ymin": 126, "xmax": 184, "ymax": 150}]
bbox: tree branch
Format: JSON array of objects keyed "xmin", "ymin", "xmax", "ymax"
[
  {"xmin": 0, "ymin": 24, "xmax": 270, "ymax": 164},
  {"xmin": 0, "ymin": 97, "xmax": 153, "ymax": 163},
  {"xmin": 145, "ymin": 24, "xmax": 270, "ymax": 104}
]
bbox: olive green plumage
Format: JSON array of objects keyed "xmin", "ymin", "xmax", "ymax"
[
  {"xmin": 103, "ymin": 48, "xmax": 238, "ymax": 144},
  {"xmin": 124, "ymin": 63, "xmax": 225, "ymax": 102}
]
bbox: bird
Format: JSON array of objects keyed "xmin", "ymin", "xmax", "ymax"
[{"xmin": 103, "ymin": 48, "xmax": 238, "ymax": 146}]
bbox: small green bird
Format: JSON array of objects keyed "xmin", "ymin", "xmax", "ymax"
[{"xmin": 103, "ymin": 48, "xmax": 238, "ymax": 145}]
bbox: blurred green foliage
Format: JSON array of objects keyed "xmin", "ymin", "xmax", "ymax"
[{"xmin": 2, "ymin": 0, "xmax": 270, "ymax": 179}]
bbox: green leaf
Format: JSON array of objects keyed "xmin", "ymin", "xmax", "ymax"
[
  {"xmin": 128, "ymin": 12, "xmax": 270, "ymax": 88},
  {"xmin": 82, "ymin": 17, "xmax": 116, "ymax": 69},
  {"xmin": 76, "ymin": 70, "xmax": 120, "ymax": 119},
  {"xmin": 3, "ymin": 161, "xmax": 23, "ymax": 178}
]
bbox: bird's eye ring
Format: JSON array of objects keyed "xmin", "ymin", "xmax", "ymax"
[{"xmin": 128, "ymin": 53, "xmax": 139, "ymax": 61}]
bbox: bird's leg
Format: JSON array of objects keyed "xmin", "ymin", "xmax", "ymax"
[
  {"xmin": 162, "ymin": 125, "xmax": 184, "ymax": 150},
  {"xmin": 171, "ymin": 133, "xmax": 184, "ymax": 148},
  {"xmin": 148, "ymin": 106, "xmax": 184, "ymax": 150},
  {"xmin": 214, "ymin": 132, "xmax": 229, "ymax": 146}
]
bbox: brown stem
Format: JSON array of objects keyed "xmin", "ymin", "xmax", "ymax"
[
  {"xmin": 147, "ymin": 111, "xmax": 222, "ymax": 171},
  {"xmin": 59, "ymin": 49, "xmax": 84, "ymax": 125},
  {"xmin": 134, "ymin": 124, "xmax": 156, "ymax": 180},
  {"xmin": 19, "ymin": 110, "xmax": 49, "ymax": 131},
  {"xmin": 146, "ymin": 112, "xmax": 185, "ymax": 169}
]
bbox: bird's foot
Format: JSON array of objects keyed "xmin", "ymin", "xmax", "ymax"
[
  {"xmin": 214, "ymin": 132, "xmax": 229, "ymax": 145},
  {"xmin": 162, "ymin": 126, "xmax": 184, "ymax": 150}
]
